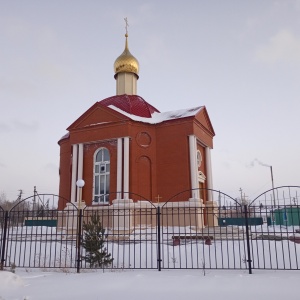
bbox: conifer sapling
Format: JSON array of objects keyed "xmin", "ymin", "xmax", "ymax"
[{"xmin": 81, "ymin": 214, "xmax": 113, "ymax": 268}]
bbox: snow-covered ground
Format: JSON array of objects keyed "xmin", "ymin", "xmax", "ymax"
[
  {"xmin": 4, "ymin": 224, "xmax": 300, "ymax": 270},
  {"xmin": 2, "ymin": 221, "xmax": 300, "ymax": 299},
  {"xmin": 0, "ymin": 268, "xmax": 299, "ymax": 300}
]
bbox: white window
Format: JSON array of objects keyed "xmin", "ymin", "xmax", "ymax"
[{"xmin": 94, "ymin": 148, "xmax": 110, "ymax": 204}]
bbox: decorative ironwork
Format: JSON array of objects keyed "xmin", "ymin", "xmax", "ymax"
[{"xmin": 0, "ymin": 187, "xmax": 300, "ymax": 273}]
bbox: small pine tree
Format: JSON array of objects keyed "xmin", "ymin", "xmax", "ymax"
[{"xmin": 81, "ymin": 214, "xmax": 113, "ymax": 268}]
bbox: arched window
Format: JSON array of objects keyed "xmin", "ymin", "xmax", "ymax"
[{"xmin": 94, "ymin": 148, "xmax": 110, "ymax": 204}]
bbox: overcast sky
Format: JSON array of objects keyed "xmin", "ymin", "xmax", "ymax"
[{"xmin": 1, "ymin": 0, "xmax": 299, "ymax": 201}]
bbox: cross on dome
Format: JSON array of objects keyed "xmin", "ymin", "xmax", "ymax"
[
  {"xmin": 124, "ymin": 17, "xmax": 129, "ymax": 36},
  {"xmin": 114, "ymin": 18, "xmax": 139, "ymax": 77}
]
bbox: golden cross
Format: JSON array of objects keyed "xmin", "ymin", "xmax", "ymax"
[
  {"xmin": 124, "ymin": 17, "xmax": 129, "ymax": 35},
  {"xmin": 155, "ymin": 195, "xmax": 162, "ymax": 203}
]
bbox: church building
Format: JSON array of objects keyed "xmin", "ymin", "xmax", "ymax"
[{"xmin": 58, "ymin": 32, "xmax": 215, "ymax": 210}]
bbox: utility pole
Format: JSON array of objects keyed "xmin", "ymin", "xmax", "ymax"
[
  {"xmin": 239, "ymin": 188, "xmax": 243, "ymax": 205},
  {"xmin": 270, "ymin": 166, "xmax": 276, "ymax": 207},
  {"xmin": 33, "ymin": 186, "xmax": 37, "ymax": 204},
  {"xmin": 17, "ymin": 189, "xmax": 23, "ymax": 202}
]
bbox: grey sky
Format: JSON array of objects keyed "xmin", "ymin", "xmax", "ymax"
[{"xmin": 1, "ymin": 0, "xmax": 299, "ymax": 200}]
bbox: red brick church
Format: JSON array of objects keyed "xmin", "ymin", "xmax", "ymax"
[{"xmin": 58, "ymin": 33, "xmax": 215, "ymax": 209}]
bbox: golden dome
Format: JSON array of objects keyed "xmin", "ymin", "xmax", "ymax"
[{"xmin": 114, "ymin": 34, "xmax": 139, "ymax": 77}]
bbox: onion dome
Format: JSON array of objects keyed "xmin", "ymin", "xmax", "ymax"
[
  {"xmin": 114, "ymin": 34, "xmax": 139, "ymax": 78},
  {"xmin": 99, "ymin": 94, "xmax": 160, "ymax": 118}
]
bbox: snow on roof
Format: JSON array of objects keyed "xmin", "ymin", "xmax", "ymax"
[
  {"xmin": 58, "ymin": 105, "xmax": 203, "ymax": 142},
  {"xmin": 109, "ymin": 105, "xmax": 203, "ymax": 124},
  {"xmin": 84, "ymin": 122, "xmax": 110, "ymax": 127},
  {"xmin": 99, "ymin": 95, "xmax": 160, "ymax": 118},
  {"xmin": 59, "ymin": 132, "xmax": 70, "ymax": 140}
]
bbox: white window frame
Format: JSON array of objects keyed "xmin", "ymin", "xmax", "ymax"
[{"xmin": 93, "ymin": 147, "xmax": 110, "ymax": 204}]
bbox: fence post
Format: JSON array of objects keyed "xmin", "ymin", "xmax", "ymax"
[
  {"xmin": 157, "ymin": 206, "xmax": 162, "ymax": 271},
  {"xmin": 0, "ymin": 211, "xmax": 9, "ymax": 270},
  {"xmin": 76, "ymin": 209, "xmax": 83, "ymax": 273},
  {"xmin": 244, "ymin": 204, "xmax": 252, "ymax": 274}
]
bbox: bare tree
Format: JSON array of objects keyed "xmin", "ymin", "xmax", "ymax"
[{"xmin": 0, "ymin": 191, "xmax": 13, "ymax": 210}]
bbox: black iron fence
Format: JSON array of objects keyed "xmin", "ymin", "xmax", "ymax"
[{"xmin": 0, "ymin": 187, "xmax": 300, "ymax": 274}]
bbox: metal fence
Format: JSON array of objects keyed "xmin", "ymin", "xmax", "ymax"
[{"xmin": 0, "ymin": 186, "xmax": 300, "ymax": 274}]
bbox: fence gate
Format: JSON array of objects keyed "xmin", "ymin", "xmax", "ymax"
[
  {"xmin": 248, "ymin": 186, "xmax": 300, "ymax": 270},
  {"xmin": 1, "ymin": 194, "xmax": 79, "ymax": 270},
  {"xmin": 80, "ymin": 194, "xmax": 158, "ymax": 270},
  {"xmin": 160, "ymin": 189, "xmax": 250, "ymax": 270}
]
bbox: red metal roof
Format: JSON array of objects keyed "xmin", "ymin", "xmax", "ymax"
[{"xmin": 99, "ymin": 94, "xmax": 160, "ymax": 118}]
